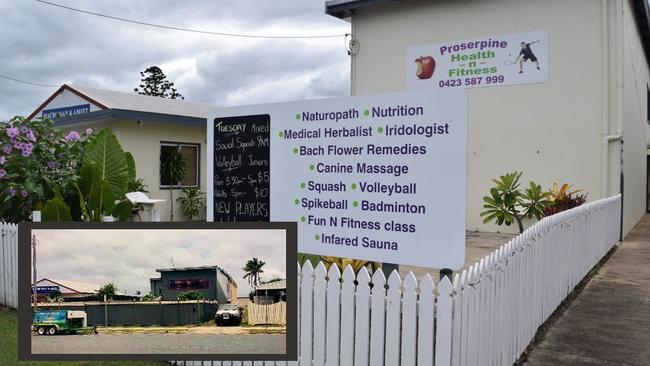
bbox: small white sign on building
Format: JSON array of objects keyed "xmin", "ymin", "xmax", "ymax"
[
  {"xmin": 208, "ymin": 90, "xmax": 467, "ymax": 269},
  {"xmin": 406, "ymin": 30, "xmax": 548, "ymax": 90}
]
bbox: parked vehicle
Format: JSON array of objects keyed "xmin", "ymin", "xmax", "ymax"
[
  {"xmin": 32, "ymin": 310, "xmax": 97, "ymax": 335},
  {"xmin": 215, "ymin": 304, "xmax": 242, "ymax": 326}
]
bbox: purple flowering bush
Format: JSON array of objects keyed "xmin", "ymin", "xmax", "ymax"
[{"xmin": 0, "ymin": 116, "xmax": 92, "ymax": 222}]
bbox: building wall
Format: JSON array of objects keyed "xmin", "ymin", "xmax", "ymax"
[
  {"xmin": 349, "ymin": 0, "xmax": 633, "ymax": 232},
  {"xmin": 159, "ymin": 269, "xmax": 218, "ymax": 301},
  {"xmin": 622, "ymin": 0, "xmax": 650, "ymax": 234},
  {"xmin": 105, "ymin": 121, "xmax": 206, "ymax": 222}
]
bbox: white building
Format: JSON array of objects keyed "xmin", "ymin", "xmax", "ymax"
[
  {"xmin": 29, "ymin": 84, "xmax": 209, "ymax": 222},
  {"xmin": 326, "ymin": 0, "xmax": 650, "ymax": 235}
]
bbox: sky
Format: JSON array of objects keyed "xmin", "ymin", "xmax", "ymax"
[
  {"xmin": 0, "ymin": 0, "xmax": 351, "ymax": 120},
  {"xmin": 33, "ymin": 229, "xmax": 287, "ymax": 297}
]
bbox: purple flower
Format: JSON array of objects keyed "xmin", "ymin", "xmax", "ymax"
[
  {"xmin": 65, "ymin": 131, "xmax": 81, "ymax": 142},
  {"xmin": 26, "ymin": 129, "xmax": 36, "ymax": 142},
  {"xmin": 20, "ymin": 190, "xmax": 28, "ymax": 198},
  {"xmin": 19, "ymin": 127, "xmax": 29, "ymax": 134},
  {"xmin": 20, "ymin": 143, "xmax": 33, "ymax": 157},
  {"xmin": 47, "ymin": 161, "xmax": 59, "ymax": 169},
  {"xmin": 13, "ymin": 142, "xmax": 22, "ymax": 150},
  {"xmin": 86, "ymin": 128, "xmax": 93, "ymax": 135},
  {"xmin": 2, "ymin": 146, "xmax": 11, "ymax": 155},
  {"xmin": 8, "ymin": 189, "xmax": 16, "ymax": 197},
  {"xmin": 6, "ymin": 127, "xmax": 19, "ymax": 138},
  {"xmin": 0, "ymin": 156, "xmax": 5, "ymax": 165},
  {"xmin": 0, "ymin": 169, "xmax": 6, "ymax": 179}
]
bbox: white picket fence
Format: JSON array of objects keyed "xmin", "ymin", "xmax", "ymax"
[
  {"xmin": 0, "ymin": 222, "xmax": 18, "ymax": 309},
  {"xmin": 0, "ymin": 197, "xmax": 621, "ymax": 365},
  {"xmin": 171, "ymin": 194, "xmax": 621, "ymax": 366}
]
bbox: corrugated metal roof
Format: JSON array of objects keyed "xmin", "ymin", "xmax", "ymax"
[
  {"xmin": 35, "ymin": 278, "xmax": 125, "ymax": 295},
  {"xmin": 69, "ymin": 84, "xmax": 211, "ymax": 119},
  {"xmin": 256, "ymin": 279, "xmax": 286, "ymax": 291},
  {"xmin": 154, "ymin": 265, "xmax": 237, "ymax": 286}
]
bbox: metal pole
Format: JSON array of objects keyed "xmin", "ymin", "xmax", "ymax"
[
  {"xmin": 104, "ymin": 294, "xmax": 108, "ymax": 326},
  {"xmin": 32, "ymin": 234, "xmax": 37, "ymax": 311}
]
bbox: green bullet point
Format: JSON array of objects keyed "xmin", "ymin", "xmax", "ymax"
[
  {"xmin": 293, "ymin": 147, "xmax": 298, "ymax": 154},
  {"xmin": 351, "ymin": 183, "xmax": 357, "ymax": 190},
  {"xmin": 301, "ymin": 216, "xmax": 306, "ymax": 222},
  {"xmin": 278, "ymin": 131, "xmax": 284, "ymax": 137},
  {"xmin": 300, "ymin": 182, "xmax": 306, "ymax": 189},
  {"xmin": 364, "ymin": 109, "xmax": 370, "ymax": 116},
  {"xmin": 315, "ymin": 234, "xmax": 320, "ymax": 240},
  {"xmin": 378, "ymin": 127, "xmax": 384, "ymax": 133},
  {"xmin": 295, "ymin": 113, "xmax": 301, "ymax": 120},
  {"xmin": 294, "ymin": 198, "xmax": 300, "ymax": 205},
  {"xmin": 353, "ymin": 201, "xmax": 359, "ymax": 207},
  {"xmin": 309, "ymin": 164, "xmax": 315, "ymax": 171}
]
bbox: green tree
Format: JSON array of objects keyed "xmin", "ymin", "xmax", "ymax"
[
  {"xmin": 177, "ymin": 187, "xmax": 205, "ymax": 221},
  {"xmin": 480, "ymin": 171, "xmax": 551, "ymax": 233},
  {"xmin": 134, "ymin": 66, "xmax": 184, "ymax": 100},
  {"xmin": 48, "ymin": 289, "xmax": 62, "ymax": 302},
  {"xmin": 177, "ymin": 291, "xmax": 204, "ymax": 301},
  {"xmin": 96, "ymin": 283, "xmax": 117, "ymax": 301},
  {"xmin": 243, "ymin": 257, "xmax": 266, "ymax": 289},
  {"xmin": 141, "ymin": 293, "xmax": 157, "ymax": 301}
]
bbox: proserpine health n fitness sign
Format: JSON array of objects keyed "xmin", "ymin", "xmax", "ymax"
[
  {"xmin": 207, "ymin": 90, "xmax": 467, "ymax": 269},
  {"xmin": 407, "ymin": 30, "xmax": 548, "ymax": 90}
]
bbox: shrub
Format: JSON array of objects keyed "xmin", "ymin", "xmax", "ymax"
[
  {"xmin": 543, "ymin": 183, "xmax": 587, "ymax": 216},
  {"xmin": 176, "ymin": 291, "xmax": 204, "ymax": 301}
]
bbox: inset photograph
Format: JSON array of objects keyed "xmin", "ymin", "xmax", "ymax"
[{"xmin": 21, "ymin": 226, "xmax": 292, "ymax": 360}]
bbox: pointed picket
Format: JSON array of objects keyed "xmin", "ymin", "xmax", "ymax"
[
  {"xmin": 325, "ymin": 264, "xmax": 341, "ymax": 366},
  {"xmin": 451, "ymin": 273, "xmax": 462, "ymax": 366},
  {"xmin": 436, "ymin": 276, "xmax": 453, "ymax": 366},
  {"xmin": 299, "ymin": 262, "xmax": 314, "ymax": 366},
  {"xmin": 417, "ymin": 274, "xmax": 435, "ymax": 366},
  {"xmin": 339, "ymin": 265, "xmax": 356, "ymax": 366},
  {"xmin": 400, "ymin": 272, "xmax": 418, "ymax": 366},
  {"xmin": 456, "ymin": 270, "xmax": 469, "ymax": 366},
  {"xmin": 354, "ymin": 267, "xmax": 371, "ymax": 366},
  {"xmin": 369, "ymin": 269, "xmax": 387, "ymax": 366},
  {"xmin": 312, "ymin": 262, "xmax": 328, "ymax": 366},
  {"xmin": 384, "ymin": 271, "xmax": 402, "ymax": 366}
]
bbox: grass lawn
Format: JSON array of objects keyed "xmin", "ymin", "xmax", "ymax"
[{"xmin": 0, "ymin": 306, "xmax": 166, "ymax": 366}]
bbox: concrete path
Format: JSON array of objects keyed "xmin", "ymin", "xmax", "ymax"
[{"xmin": 524, "ymin": 214, "xmax": 650, "ymax": 366}]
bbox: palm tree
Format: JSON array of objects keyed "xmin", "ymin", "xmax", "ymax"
[{"xmin": 242, "ymin": 257, "xmax": 266, "ymax": 289}]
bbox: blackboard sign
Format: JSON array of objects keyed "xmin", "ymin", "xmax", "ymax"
[{"xmin": 213, "ymin": 114, "xmax": 270, "ymax": 221}]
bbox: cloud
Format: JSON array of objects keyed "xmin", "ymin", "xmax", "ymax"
[
  {"xmin": 0, "ymin": 0, "xmax": 350, "ymax": 119},
  {"xmin": 34, "ymin": 229, "xmax": 287, "ymax": 297}
]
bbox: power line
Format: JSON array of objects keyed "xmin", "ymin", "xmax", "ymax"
[
  {"xmin": 36, "ymin": 0, "xmax": 348, "ymax": 39},
  {"xmin": 0, "ymin": 73, "xmax": 58, "ymax": 88}
]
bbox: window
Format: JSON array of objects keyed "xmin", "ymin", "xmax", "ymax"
[
  {"xmin": 167, "ymin": 278, "xmax": 210, "ymax": 291},
  {"xmin": 160, "ymin": 142, "xmax": 200, "ymax": 188}
]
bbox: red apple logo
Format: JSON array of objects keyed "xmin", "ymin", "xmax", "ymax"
[{"xmin": 415, "ymin": 56, "xmax": 435, "ymax": 79}]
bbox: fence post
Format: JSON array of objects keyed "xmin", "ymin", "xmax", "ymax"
[{"xmin": 436, "ymin": 276, "xmax": 453, "ymax": 366}]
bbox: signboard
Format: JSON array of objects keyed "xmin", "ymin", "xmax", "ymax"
[
  {"xmin": 42, "ymin": 104, "xmax": 91, "ymax": 119},
  {"xmin": 208, "ymin": 90, "xmax": 467, "ymax": 268},
  {"xmin": 35, "ymin": 286, "xmax": 60, "ymax": 294},
  {"xmin": 406, "ymin": 30, "xmax": 548, "ymax": 90},
  {"xmin": 212, "ymin": 114, "xmax": 270, "ymax": 221}
]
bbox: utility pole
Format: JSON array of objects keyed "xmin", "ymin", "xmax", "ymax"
[{"xmin": 32, "ymin": 234, "xmax": 37, "ymax": 310}]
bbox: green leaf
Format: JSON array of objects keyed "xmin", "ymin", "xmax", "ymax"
[
  {"xmin": 41, "ymin": 198, "xmax": 73, "ymax": 222},
  {"xmin": 112, "ymin": 200, "xmax": 133, "ymax": 221},
  {"xmin": 83, "ymin": 129, "xmax": 129, "ymax": 199},
  {"xmin": 125, "ymin": 152, "xmax": 136, "ymax": 182},
  {"xmin": 88, "ymin": 180, "xmax": 115, "ymax": 220},
  {"xmin": 78, "ymin": 162, "xmax": 101, "ymax": 196}
]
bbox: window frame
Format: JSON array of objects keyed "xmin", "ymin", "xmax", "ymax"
[{"xmin": 159, "ymin": 141, "xmax": 201, "ymax": 189}]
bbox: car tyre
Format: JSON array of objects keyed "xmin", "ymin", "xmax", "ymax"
[
  {"xmin": 47, "ymin": 327, "xmax": 57, "ymax": 335},
  {"xmin": 37, "ymin": 327, "xmax": 45, "ymax": 335}
]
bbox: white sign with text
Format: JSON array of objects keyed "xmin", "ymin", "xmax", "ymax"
[
  {"xmin": 407, "ymin": 30, "xmax": 548, "ymax": 90},
  {"xmin": 208, "ymin": 90, "xmax": 467, "ymax": 268}
]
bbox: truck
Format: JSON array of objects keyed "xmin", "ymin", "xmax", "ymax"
[{"xmin": 32, "ymin": 310, "xmax": 97, "ymax": 335}]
